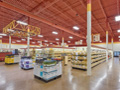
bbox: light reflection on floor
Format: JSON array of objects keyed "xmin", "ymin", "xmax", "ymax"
[{"xmin": 0, "ymin": 57, "xmax": 120, "ymax": 90}]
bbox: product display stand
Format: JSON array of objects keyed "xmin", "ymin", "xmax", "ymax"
[
  {"xmin": 34, "ymin": 59, "xmax": 62, "ymax": 82},
  {"xmin": 20, "ymin": 56, "xmax": 34, "ymax": 70},
  {"xmin": 5, "ymin": 54, "xmax": 20, "ymax": 65}
]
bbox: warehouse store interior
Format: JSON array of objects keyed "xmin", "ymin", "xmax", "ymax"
[{"xmin": 0, "ymin": 0, "xmax": 120, "ymax": 90}]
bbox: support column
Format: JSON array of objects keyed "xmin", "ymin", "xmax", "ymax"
[
  {"xmin": 40, "ymin": 41, "xmax": 42, "ymax": 47},
  {"xmin": 111, "ymin": 38, "xmax": 113, "ymax": 58},
  {"xmin": 0, "ymin": 40, "xmax": 2, "ymax": 52},
  {"xmin": 9, "ymin": 35, "xmax": 11, "ymax": 52},
  {"xmin": 87, "ymin": 0, "xmax": 92, "ymax": 76},
  {"xmin": 62, "ymin": 37, "xmax": 64, "ymax": 47},
  {"xmin": 27, "ymin": 28, "xmax": 30, "ymax": 56},
  {"xmin": 106, "ymin": 31, "xmax": 108, "ymax": 62}
]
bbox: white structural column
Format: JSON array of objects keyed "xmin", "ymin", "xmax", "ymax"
[
  {"xmin": 40, "ymin": 41, "xmax": 42, "ymax": 47},
  {"xmin": 111, "ymin": 38, "xmax": 113, "ymax": 58},
  {"xmin": 27, "ymin": 29, "xmax": 30, "ymax": 56},
  {"xmin": 62, "ymin": 37, "xmax": 64, "ymax": 47},
  {"xmin": 87, "ymin": 0, "xmax": 92, "ymax": 75},
  {"xmin": 9, "ymin": 35, "xmax": 11, "ymax": 52},
  {"xmin": 106, "ymin": 31, "xmax": 108, "ymax": 62}
]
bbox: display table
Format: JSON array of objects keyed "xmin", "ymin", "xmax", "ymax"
[
  {"xmin": 20, "ymin": 56, "xmax": 34, "ymax": 70},
  {"xmin": 34, "ymin": 59, "xmax": 62, "ymax": 82},
  {"xmin": 5, "ymin": 54, "xmax": 20, "ymax": 64}
]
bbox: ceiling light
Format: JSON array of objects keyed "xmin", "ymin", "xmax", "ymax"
[
  {"xmin": 117, "ymin": 29, "xmax": 120, "ymax": 32},
  {"xmin": 16, "ymin": 40, "xmax": 21, "ymax": 42},
  {"xmin": 0, "ymin": 33, "xmax": 7, "ymax": 36},
  {"xmin": 16, "ymin": 21, "xmax": 28, "ymax": 25},
  {"xmin": 38, "ymin": 35, "xmax": 43, "ymax": 37},
  {"xmin": 21, "ymin": 39, "xmax": 26, "ymax": 41},
  {"xmin": 115, "ymin": 15, "xmax": 120, "ymax": 21},
  {"xmin": 52, "ymin": 31, "xmax": 58, "ymax": 35},
  {"xmin": 12, "ymin": 41, "xmax": 16, "ymax": 43},
  {"xmin": 56, "ymin": 38, "xmax": 59, "ymax": 40},
  {"xmin": 32, "ymin": 42, "xmax": 35, "ymax": 44},
  {"xmin": 50, "ymin": 43, "xmax": 53, "ymax": 44},
  {"xmin": 69, "ymin": 36, "xmax": 73, "ymax": 39},
  {"xmin": 44, "ymin": 40, "xmax": 48, "ymax": 42},
  {"xmin": 68, "ymin": 41, "xmax": 71, "ymax": 43},
  {"xmin": 0, "ymin": 36, "xmax": 2, "ymax": 38},
  {"xmin": 73, "ymin": 26, "xmax": 79, "ymax": 30},
  {"xmin": 38, "ymin": 41, "xmax": 41, "ymax": 43},
  {"xmin": 118, "ymin": 36, "xmax": 120, "ymax": 38}
]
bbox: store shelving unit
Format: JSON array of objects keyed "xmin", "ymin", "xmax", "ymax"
[{"xmin": 71, "ymin": 45, "xmax": 111, "ymax": 71}]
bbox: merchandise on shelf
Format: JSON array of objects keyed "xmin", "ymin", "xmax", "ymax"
[
  {"xmin": 34, "ymin": 59, "xmax": 62, "ymax": 82},
  {"xmin": 5, "ymin": 54, "xmax": 20, "ymax": 64},
  {"xmin": 71, "ymin": 49, "xmax": 106, "ymax": 70},
  {"xmin": 20, "ymin": 56, "xmax": 34, "ymax": 69}
]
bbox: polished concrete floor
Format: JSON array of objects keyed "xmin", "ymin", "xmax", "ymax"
[{"xmin": 0, "ymin": 58, "xmax": 120, "ymax": 90}]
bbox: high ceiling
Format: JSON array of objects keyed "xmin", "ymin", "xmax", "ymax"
[{"xmin": 0, "ymin": 0, "xmax": 120, "ymax": 45}]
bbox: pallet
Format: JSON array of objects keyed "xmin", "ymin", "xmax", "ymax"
[
  {"xmin": 21, "ymin": 67, "xmax": 33, "ymax": 70},
  {"xmin": 34, "ymin": 75, "xmax": 62, "ymax": 83},
  {"xmin": 5, "ymin": 63, "xmax": 19, "ymax": 65}
]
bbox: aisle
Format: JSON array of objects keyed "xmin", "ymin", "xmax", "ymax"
[{"xmin": 0, "ymin": 58, "xmax": 120, "ymax": 90}]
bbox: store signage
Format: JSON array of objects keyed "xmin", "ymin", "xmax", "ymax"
[{"xmin": 92, "ymin": 34, "xmax": 100, "ymax": 42}]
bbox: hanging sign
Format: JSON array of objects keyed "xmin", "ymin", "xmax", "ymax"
[{"xmin": 92, "ymin": 34, "xmax": 100, "ymax": 42}]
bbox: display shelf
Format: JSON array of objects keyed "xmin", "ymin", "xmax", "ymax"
[
  {"xmin": 20, "ymin": 56, "xmax": 34, "ymax": 70},
  {"xmin": 71, "ymin": 49, "xmax": 106, "ymax": 70}
]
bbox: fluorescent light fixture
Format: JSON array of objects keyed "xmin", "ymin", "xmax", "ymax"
[
  {"xmin": 115, "ymin": 15, "xmax": 120, "ymax": 21},
  {"xmin": 16, "ymin": 21, "xmax": 28, "ymax": 25},
  {"xmin": 8, "ymin": 29, "xmax": 14, "ymax": 32},
  {"xmin": 52, "ymin": 31, "xmax": 58, "ymax": 35},
  {"xmin": 118, "ymin": 36, "xmax": 120, "ymax": 38},
  {"xmin": 21, "ymin": 39, "xmax": 26, "ymax": 41},
  {"xmin": 0, "ymin": 33, "xmax": 7, "ymax": 36},
  {"xmin": 44, "ymin": 40, "xmax": 48, "ymax": 42},
  {"xmin": 50, "ymin": 43, "xmax": 53, "ymax": 44},
  {"xmin": 12, "ymin": 41, "xmax": 16, "ymax": 43},
  {"xmin": 73, "ymin": 26, "xmax": 79, "ymax": 30},
  {"xmin": 38, "ymin": 35, "xmax": 43, "ymax": 37},
  {"xmin": 32, "ymin": 42, "xmax": 35, "ymax": 44},
  {"xmin": 56, "ymin": 38, "xmax": 59, "ymax": 40},
  {"xmin": 38, "ymin": 41, "xmax": 40, "ymax": 43},
  {"xmin": 16, "ymin": 40, "xmax": 21, "ymax": 42},
  {"xmin": 118, "ymin": 29, "xmax": 120, "ymax": 32},
  {"xmin": 0, "ymin": 36, "xmax": 2, "ymax": 38},
  {"xmin": 69, "ymin": 36, "xmax": 73, "ymax": 39},
  {"xmin": 68, "ymin": 41, "xmax": 71, "ymax": 43}
]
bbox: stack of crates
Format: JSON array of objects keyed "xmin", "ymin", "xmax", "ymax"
[{"xmin": 5, "ymin": 54, "xmax": 14, "ymax": 64}]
